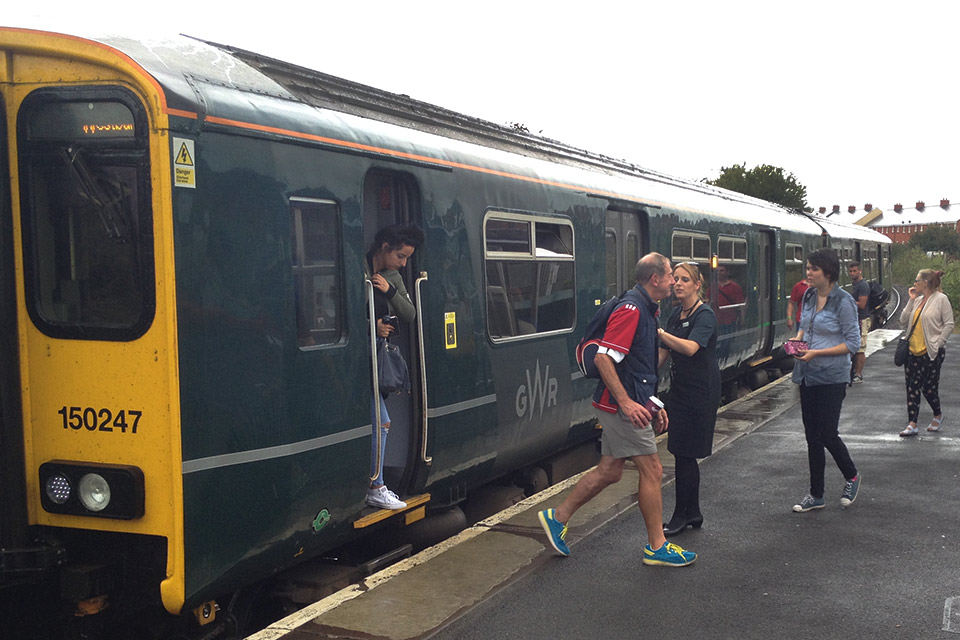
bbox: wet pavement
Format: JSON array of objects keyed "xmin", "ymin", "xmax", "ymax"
[{"xmin": 250, "ymin": 329, "xmax": 960, "ymax": 639}]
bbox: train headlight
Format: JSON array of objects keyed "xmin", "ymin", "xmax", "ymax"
[
  {"xmin": 78, "ymin": 473, "xmax": 111, "ymax": 512},
  {"xmin": 44, "ymin": 473, "xmax": 73, "ymax": 505},
  {"xmin": 39, "ymin": 461, "xmax": 144, "ymax": 520}
]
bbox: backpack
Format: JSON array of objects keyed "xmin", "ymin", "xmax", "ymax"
[
  {"xmin": 867, "ymin": 280, "xmax": 889, "ymax": 311},
  {"xmin": 576, "ymin": 290, "xmax": 634, "ymax": 379}
]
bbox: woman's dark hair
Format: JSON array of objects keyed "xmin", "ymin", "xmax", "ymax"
[
  {"xmin": 366, "ymin": 224, "xmax": 425, "ymax": 260},
  {"xmin": 806, "ymin": 248, "xmax": 840, "ymax": 283}
]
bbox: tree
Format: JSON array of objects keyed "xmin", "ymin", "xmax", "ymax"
[
  {"xmin": 908, "ymin": 224, "xmax": 960, "ymax": 256},
  {"xmin": 704, "ymin": 163, "xmax": 808, "ymax": 210}
]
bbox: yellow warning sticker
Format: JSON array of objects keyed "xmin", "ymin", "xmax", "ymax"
[
  {"xmin": 444, "ymin": 312, "xmax": 457, "ymax": 349},
  {"xmin": 173, "ymin": 137, "xmax": 196, "ymax": 189}
]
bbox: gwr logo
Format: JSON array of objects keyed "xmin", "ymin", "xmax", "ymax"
[{"xmin": 515, "ymin": 360, "xmax": 558, "ymax": 420}]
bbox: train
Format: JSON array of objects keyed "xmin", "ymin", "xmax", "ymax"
[{"xmin": 0, "ymin": 28, "xmax": 892, "ymax": 639}]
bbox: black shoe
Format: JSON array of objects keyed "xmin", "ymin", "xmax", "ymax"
[{"xmin": 663, "ymin": 514, "xmax": 703, "ymax": 537}]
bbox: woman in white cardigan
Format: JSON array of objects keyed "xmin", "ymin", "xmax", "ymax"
[{"xmin": 899, "ymin": 269, "xmax": 955, "ymax": 436}]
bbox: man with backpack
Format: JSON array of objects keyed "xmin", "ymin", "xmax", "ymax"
[
  {"xmin": 848, "ymin": 262, "xmax": 870, "ymax": 384},
  {"xmin": 538, "ymin": 253, "xmax": 697, "ymax": 567}
]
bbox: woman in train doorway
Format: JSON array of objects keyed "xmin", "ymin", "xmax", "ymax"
[
  {"xmin": 898, "ymin": 269, "xmax": 954, "ymax": 437},
  {"xmin": 789, "ymin": 248, "xmax": 862, "ymax": 513},
  {"xmin": 365, "ymin": 224, "xmax": 424, "ymax": 510},
  {"xmin": 658, "ymin": 261, "xmax": 721, "ymax": 536}
]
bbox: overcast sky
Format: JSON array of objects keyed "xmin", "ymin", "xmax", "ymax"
[{"xmin": 5, "ymin": 2, "xmax": 957, "ymax": 213}]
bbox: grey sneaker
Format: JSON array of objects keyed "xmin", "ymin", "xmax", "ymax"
[
  {"xmin": 851, "ymin": 374, "xmax": 863, "ymax": 384},
  {"xmin": 840, "ymin": 474, "xmax": 861, "ymax": 507},
  {"xmin": 792, "ymin": 494, "xmax": 825, "ymax": 512}
]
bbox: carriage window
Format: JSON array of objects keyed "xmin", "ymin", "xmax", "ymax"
[
  {"xmin": 291, "ymin": 199, "xmax": 343, "ymax": 347},
  {"xmin": 784, "ymin": 243, "xmax": 804, "ymax": 297},
  {"xmin": 484, "ymin": 213, "xmax": 575, "ymax": 340},
  {"xmin": 671, "ymin": 231, "xmax": 711, "ymax": 262},
  {"xmin": 17, "ymin": 88, "xmax": 154, "ymax": 341}
]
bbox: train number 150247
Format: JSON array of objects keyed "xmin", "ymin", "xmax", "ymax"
[{"xmin": 57, "ymin": 406, "xmax": 142, "ymax": 433}]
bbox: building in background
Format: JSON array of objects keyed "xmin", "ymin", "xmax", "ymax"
[{"xmin": 816, "ymin": 200, "xmax": 959, "ymax": 243}]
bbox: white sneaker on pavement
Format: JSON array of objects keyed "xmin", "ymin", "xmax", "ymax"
[{"xmin": 366, "ymin": 485, "xmax": 407, "ymax": 510}]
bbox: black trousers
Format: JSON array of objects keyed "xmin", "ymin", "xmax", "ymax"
[
  {"xmin": 799, "ymin": 382, "xmax": 857, "ymax": 499},
  {"xmin": 905, "ymin": 349, "xmax": 945, "ymax": 424}
]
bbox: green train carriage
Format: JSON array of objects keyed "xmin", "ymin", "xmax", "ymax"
[{"xmin": 0, "ymin": 28, "xmax": 891, "ymax": 639}]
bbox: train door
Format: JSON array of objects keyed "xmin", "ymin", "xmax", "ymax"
[
  {"xmin": 362, "ymin": 169, "xmax": 425, "ymax": 493},
  {"xmin": 604, "ymin": 209, "xmax": 644, "ymax": 297},
  {"xmin": 757, "ymin": 231, "xmax": 774, "ymax": 354},
  {"xmin": 0, "ymin": 94, "xmax": 29, "ymax": 553}
]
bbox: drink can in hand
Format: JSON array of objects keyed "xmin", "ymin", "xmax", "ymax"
[{"xmin": 643, "ymin": 396, "xmax": 664, "ymax": 414}]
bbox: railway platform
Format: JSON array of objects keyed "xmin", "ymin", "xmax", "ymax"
[{"xmin": 249, "ymin": 329, "xmax": 960, "ymax": 639}]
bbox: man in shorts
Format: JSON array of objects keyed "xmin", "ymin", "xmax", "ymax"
[
  {"xmin": 538, "ymin": 253, "xmax": 696, "ymax": 567},
  {"xmin": 848, "ymin": 262, "xmax": 870, "ymax": 384}
]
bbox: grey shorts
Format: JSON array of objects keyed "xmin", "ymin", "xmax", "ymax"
[{"xmin": 596, "ymin": 407, "xmax": 658, "ymax": 458}]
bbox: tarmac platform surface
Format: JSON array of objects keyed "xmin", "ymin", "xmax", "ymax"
[{"xmin": 250, "ymin": 329, "xmax": 960, "ymax": 639}]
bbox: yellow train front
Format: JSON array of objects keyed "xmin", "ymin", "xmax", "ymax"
[{"xmin": 0, "ymin": 28, "xmax": 201, "ymax": 638}]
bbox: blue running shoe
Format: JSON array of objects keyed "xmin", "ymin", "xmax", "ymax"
[
  {"xmin": 840, "ymin": 474, "xmax": 861, "ymax": 507},
  {"xmin": 538, "ymin": 508, "xmax": 570, "ymax": 556},
  {"xmin": 792, "ymin": 494, "xmax": 825, "ymax": 512},
  {"xmin": 643, "ymin": 541, "xmax": 696, "ymax": 567}
]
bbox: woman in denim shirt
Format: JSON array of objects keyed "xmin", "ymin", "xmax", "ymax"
[{"xmin": 789, "ymin": 249, "xmax": 862, "ymax": 513}]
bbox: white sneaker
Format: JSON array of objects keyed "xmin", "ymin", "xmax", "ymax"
[{"xmin": 366, "ymin": 486, "xmax": 407, "ymax": 510}]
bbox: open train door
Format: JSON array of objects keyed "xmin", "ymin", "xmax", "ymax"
[{"xmin": 361, "ymin": 170, "xmax": 430, "ymax": 495}]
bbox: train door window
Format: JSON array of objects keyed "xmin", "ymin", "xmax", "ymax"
[
  {"xmin": 716, "ymin": 236, "xmax": 747, "ymax": 321},
  {"xmin": 484, "ymin": 212, "xmax": 574, "ymax": 340},
  {"xmin": 784, "ymin": 243, "xmax": 804, "ymax": 297},
  {"xmin": 362, "ymin": 171, "xmax": 419, "ymax": 248},
  {"xmin": 16, "ymin": 87, "xmax": 154, "ymax": 341},
  {"xmin": 291, "ymin": 199, "xmax": 343, "ymax": 347},
  {"xmin": 604, "ymin": 227, "xmax": 618, "ymax": 298},
  {"xmin": 605, "ymin": 210, "xmax": 644, "ymax": 298}
]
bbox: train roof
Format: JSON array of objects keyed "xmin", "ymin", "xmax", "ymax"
[{"xmin": 3, "ymin": 27, "xmax": 890, "ymax": 245}]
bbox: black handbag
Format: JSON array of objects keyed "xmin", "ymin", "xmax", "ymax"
[
  {"xmin": 893, "ymin": 336, "xmax": 910, "ymax": 367},
  {"xmin": 377, "ymin": 338, "xmax": 409, "ymax": 395}
]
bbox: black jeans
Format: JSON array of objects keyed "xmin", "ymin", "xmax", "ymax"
[{"xmin": 799, "ymin": 382, "xmax": 857, "ymax": 499}]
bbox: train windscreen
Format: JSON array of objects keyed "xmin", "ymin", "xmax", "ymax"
[{"xmin": 16, "ymin": 88, "xmax": 154, "ymax": 341}]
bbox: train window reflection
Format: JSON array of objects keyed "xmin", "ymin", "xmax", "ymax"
[
  {"xmin": 484, "ymin": 213, "xmax": 574, "ymax": 340},
  {"xmin": 785, "ymin": 243, "xmax": 804, "ymax": 298},
  {"xmin": 291, "ymin": 199, "xmax": 343, "ymax": 347},
  {"xmin": 715, "ymin": 262, "xmax": 747, "ymax": 326},
  {"xmin": 485, "ymin": 219, "xmax": 530, "ymax": 254}
]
